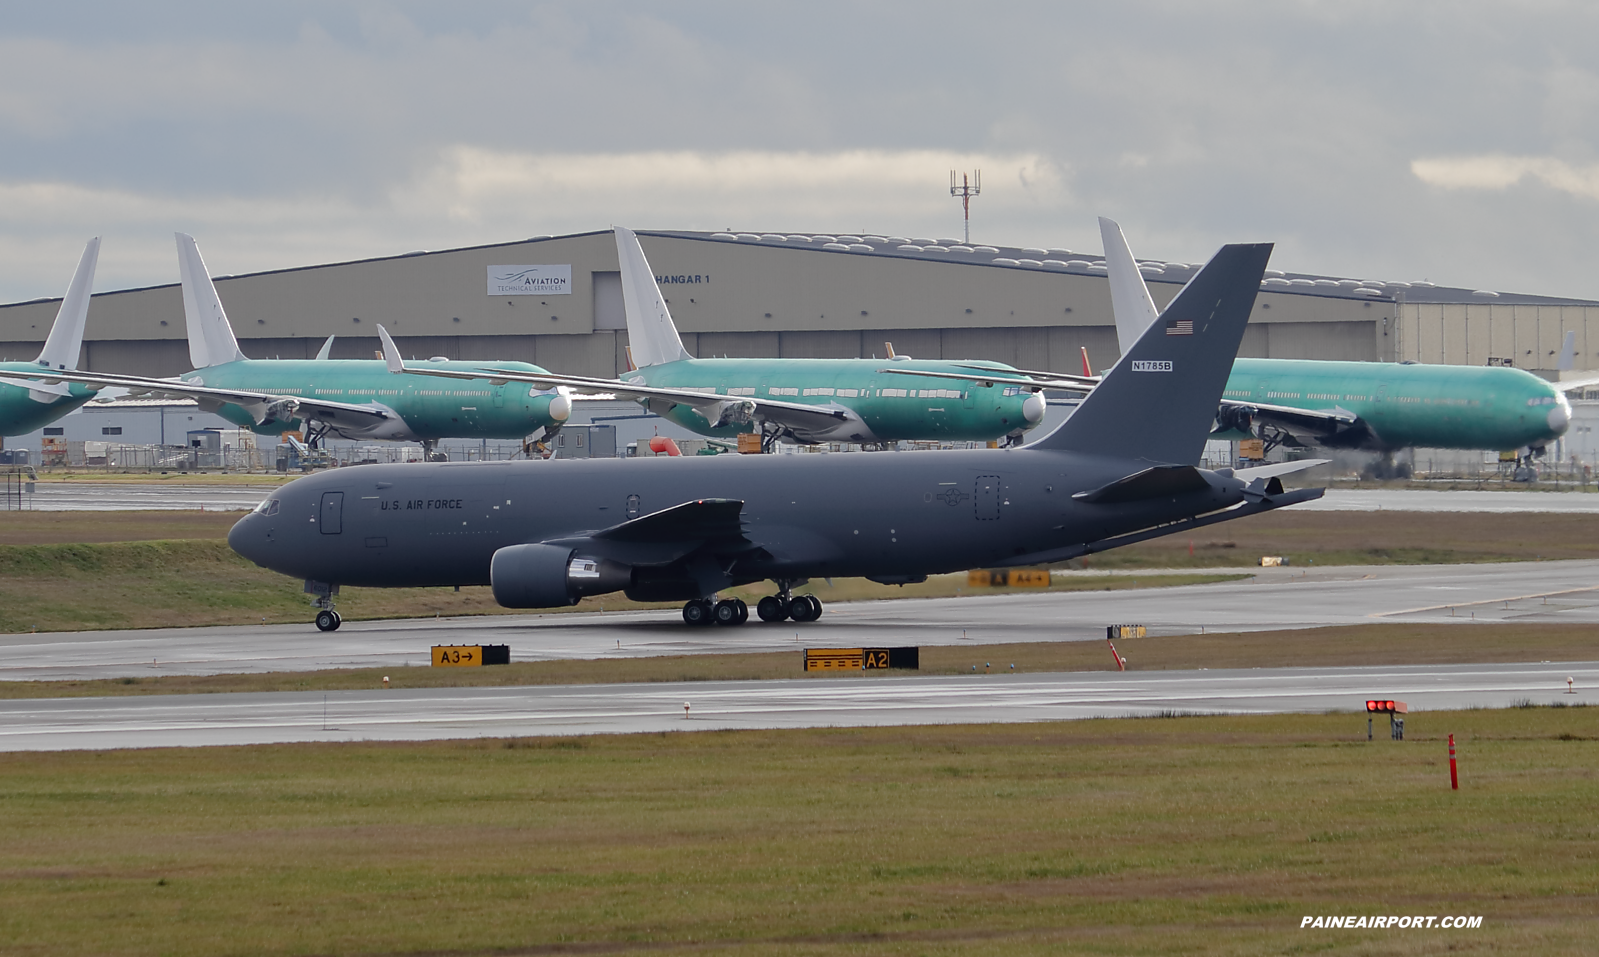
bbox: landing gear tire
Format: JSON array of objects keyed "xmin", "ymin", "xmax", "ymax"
[
  {"xmin": 714, "ymin": 598, "xmax": 748, "ymax": 626},
  {"xmin": 789, "ymin": 595, "xmax": 823, "ymax": 623},
  {"xmin": 682, "ymin": 599, "xmax": 715, "ymax": 626},
  {"xmin": 315, "ymin": 609, "xmax": 341, "ymax": 632},
  {"xmin": 756, "ymin": 595, "xmax": 789, "ymax": 622}
]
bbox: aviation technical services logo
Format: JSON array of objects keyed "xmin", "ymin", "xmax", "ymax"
[{"xmin": 487, "ymin": 265, "xmax": 572, "ymax": 296}]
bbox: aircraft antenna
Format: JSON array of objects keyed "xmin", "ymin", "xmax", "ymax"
[{"xmin": 949, "ymin": 169, "xmax": 981, "ymax": 244}]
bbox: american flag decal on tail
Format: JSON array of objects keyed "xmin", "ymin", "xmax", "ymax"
[{"xmin": 1166, "ymin": 318, "xmax": 1194, "ymax": 335}]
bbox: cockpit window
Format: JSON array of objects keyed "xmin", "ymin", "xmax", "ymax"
[{"xmin": 254, "ymin": 498, "xmax": 281, "ymax": 516}]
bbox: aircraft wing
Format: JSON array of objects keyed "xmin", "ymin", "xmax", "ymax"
[
  {"xmin": 545, "ymin": 498, "xmax": 755, "ymax": 568},
  {"xmin": 876, "ymin": 367, "xmax": 1096, "ymax": 393},
  {"xmin": 0, "ymin": 374, "xmax": 76, "ymax": 397},
  {"xmin": 12, "ymin": 368, "xmax": 395, "ymax": 427},
  {"xmin": 374, "ymin": 324, "xmax": 855, "ymax": 432},
  {"xmin": 1556, "ymin": 373, "xmax": 1599, "ymax": 393},
  {"xmin": 1220, "ymin": 398, "xmax": 1360, "ymax": 436}
]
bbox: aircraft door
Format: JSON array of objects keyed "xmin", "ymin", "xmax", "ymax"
[
  {"xmin": 319, "ymin": 491, "xmax": 344, "ymax": 535},
  {"xmin": 974, "ymin": 475, "xmax": 1001, "ymax": 520},
  {"xmin": 492, "ymin": 383, "xmax": 506, "ymax": 408},
  {"xmin": 964, "ymin": 388, "xmax": 976, "ymax": 409}
]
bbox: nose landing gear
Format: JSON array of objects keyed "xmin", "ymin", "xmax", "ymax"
[{"xmin": 307, "ymin": 581, "xmax": 341, "ymax": 631}]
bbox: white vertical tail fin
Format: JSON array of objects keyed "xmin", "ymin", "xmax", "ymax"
[
  {"xmin": 613, "ymin": 227, "xmax": 690, "ymax": 368},
  {"xmin": 35, "ymin": 237, "xmax": 100, "ymax": 371},
  {"xmin": 1099, "ymin": 217, "xmax": 1162, "ymax": 356},
  {"xmin": 1558, "ymin": 329, "xmax": 1577, "ymax": 371},
  {"xmin": 315, "ymin": 335, "xmax": 336, "ymax": 360},
  {"xmin": 176, "ymin": 232, "xmax": 246, "ymax": 369}
]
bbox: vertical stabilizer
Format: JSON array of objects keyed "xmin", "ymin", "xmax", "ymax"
[
  {"xmin": 1031, "ymin": 241, "xmax": 1272, "ymax": 463},
  {"xmin": 35, "ymin": 237, "xmax": 100, "ymax": 371},
  {"xmin": 176, "ymin": 232, "xmax": 247, "ymax": 369},
  {"xmin": 315, "ymin": 335, "xmax": 336, "ymax": 360},
  {"xmin": 613, "ymin": 227, "xmax": 691, "ymax": 367},
  {"xmin": 1558, "ymin": 330, "xmax": 1577, "ymax": 371},
  {"xmin": 1099, "ymin": 217, "xmax": 1162, "ymax": 355}
]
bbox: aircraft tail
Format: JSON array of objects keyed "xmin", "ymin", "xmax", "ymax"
[
  {"xmin": 1031, "ymin": 241, "xmax": 1271, "ymax": 463},
  {"xmin": 1558, "ymin": 329, "xmax": 1577, "ymax": 371},
  {"xmin": 1100, "ymin": 217, "xmax": 1162, "ymax": 355},
  {"xmin": 176, "ymin": 232, "xmax": 246, "ymax": 369},
  {"xmin": 614, "ymin": 227, "xmax": 691, "ymax": 367},
  {"xmin": 34, "ymin": 237, "xmax": 100, "ymax": 371}
]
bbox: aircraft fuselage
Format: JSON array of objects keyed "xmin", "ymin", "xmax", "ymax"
[
  {"xmin": 1221, "ymin": 358, "xmax": 1570, "ymax": 451},
  {"xmin": 182, "ymin": 358, "xmax": 567, "ymax": 442},
  {"xmin": 627, "ymin": 357, "xmax": 1045, "ymax": 444}
]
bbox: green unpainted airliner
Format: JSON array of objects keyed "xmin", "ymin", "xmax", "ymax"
[
  {"xmin": 899, "ymin": 219, "xmax": 1580, "ymax": 471},
  {"xmin": 28, "ymin": 233, "xmax": 572, "ymax": 457},
  {"xmin": 0, "ymin": 238, "xmax": 101, "ymax": 437},
  {"xmin": 377, "ymin": 227, "xmax": 1055, "ymax": 449}
]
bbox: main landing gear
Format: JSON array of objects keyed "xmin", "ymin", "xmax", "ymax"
[
  {"xmin": 682, "ymin": 597, "xmax": 748, "ymax": 626},
  {"xmin": 680, "ymin": 583, "xmax": 825, "ymax": 626},
  {"xmin": 315, "ymin": 609, "xmax": 342, "ymax": 632}
]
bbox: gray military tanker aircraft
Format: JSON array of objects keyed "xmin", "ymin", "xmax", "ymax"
[{"xmin": 229, "ymin": 240, "xmax": 1325, "ymax": 631}]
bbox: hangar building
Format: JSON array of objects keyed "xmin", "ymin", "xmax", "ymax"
[{"xmin": 3, "ymin": 229, "xmax": 1597, "ymax": 382}]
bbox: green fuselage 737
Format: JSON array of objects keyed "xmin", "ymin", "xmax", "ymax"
[
  {"xmin": 1219, "ymin": 357, "xmax": 1570, "ymax": 452},
  {"xmin": 625, "ymin": 356, "xmax": 1044, "ymax": 444},
  {"xmin": 181, "ymin": 358, "xmax": 571, "ymax": 443}
]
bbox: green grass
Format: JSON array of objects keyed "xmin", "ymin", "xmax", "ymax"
[
  {"xmin": 0, "ymin": 709, "xmax": 1594, "ymax": 955},
  {"xmin": 0, "ymin": 536, "xmax": 1245, "ymax": 633}
]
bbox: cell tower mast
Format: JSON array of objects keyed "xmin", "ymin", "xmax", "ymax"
[{"xmin": 949, "ymin": 169, "xmax": 981, "ymax": 243}]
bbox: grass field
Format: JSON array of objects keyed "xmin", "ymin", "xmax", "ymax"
[
  {"xmin": 4, "ymin": 622, "xmax": 1596, "ymax": 700},
  {"xmin": 0, "ymin": 708, "xmax": 1593, "ymax": 955},
  {"xmin": 0, "ymin": 535, "xmax": 1245, "ymax": 633}
]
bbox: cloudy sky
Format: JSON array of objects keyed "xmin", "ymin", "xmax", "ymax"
[{"xmin": 4, "ymin": 1, "xmax": 1599, "ymax": 303}]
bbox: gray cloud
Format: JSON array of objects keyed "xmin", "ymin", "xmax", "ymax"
[{"xmin": 4, "ymin": 1, "xmax": 1599, "ymax": 302}]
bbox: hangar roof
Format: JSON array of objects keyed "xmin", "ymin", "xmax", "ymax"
[{"xmin": 4, "ymin": 227, "xmax": 1591, "ymax": 309}]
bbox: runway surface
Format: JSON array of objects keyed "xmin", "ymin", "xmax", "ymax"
[
  {"xmin": 1297, "ymin": 488, "xmax": 1599, "ymax": 512},
  {"xmin": 1, "ymin": 661, "xmax": 1591, "ymax": 751},
  {"xmin": 4, "ymin": 560, "xmax": 1598, "ymax": 681},
  {"xmin": 24, "ymin": 483, "xmax": 277, "ymax": 511}
]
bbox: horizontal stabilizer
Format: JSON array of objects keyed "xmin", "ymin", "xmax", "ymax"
[
  {"xmin": 1072, "ymin": 465, "xmax": 1211, "ymax": 504},
  {"xmin": 1231, "ymin": 458, "xmax": 1329, "ymax": 482}
]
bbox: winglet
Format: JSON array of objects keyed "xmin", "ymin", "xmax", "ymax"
[
  {"xmin": 1558, "ymin": 329, "xmax": 1576, "ymax": 371},
  {"xmin": 175, "ymin": 233, "xmax": 247, "ymax": 369},
  {"xmin": 315, "ymin": 335, "xmax": 336, "ymax": 361},
  {"xmin": 614, "ymin": 227, "xmax": 691, "ymax": 367},
  {"xmin": 35, "ymin": 237, "xmax": 100, "ymax": 371},
  {"xmin": 1099, "ymin": 217, "xmax": 1163, "ymax": 355},
  {"xmin": 1080, "ymin": 345, "xmax": 1093, "ymax": 377},
  {"xmin": 375, "ymin": 324, "xmax": 406, "ymax": 373}
]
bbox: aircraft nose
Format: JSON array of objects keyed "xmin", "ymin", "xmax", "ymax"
[
  {"xmin": 1022, "ymin": 392, "xmax": 1046, "ymax": 424},
  {"xmin": 228, "ymin": 511, "xmax": 271, "ymax": 567},
  {"xmin": 549, "ymin": 392, "xmax": 572, "ymax": 421},
  {"xmin": 1548, "ymin": 395, "xmax": 1571, "ymax": 434}
]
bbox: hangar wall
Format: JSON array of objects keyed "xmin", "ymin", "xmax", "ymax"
[
  {"xmin": 1397, "ymin": 302, "xmax": 1599, "ymax": 372},
  {"xmin": 0, "ymin": 230, "xmax": 1404, "ymax": 379}
]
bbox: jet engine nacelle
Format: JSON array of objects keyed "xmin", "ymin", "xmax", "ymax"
[
  {"xmin": 1214, "ymin": 404, "xmax": 1255, "ymax": 434},
  {"xmin": 489, "ymin": 543, "xmax": 632, "ymax": 608}
]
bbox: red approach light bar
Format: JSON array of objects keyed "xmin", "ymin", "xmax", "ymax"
[{"xmin": 1365, "ymin": 699, "xmax": 1408, "ymax": 713}]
